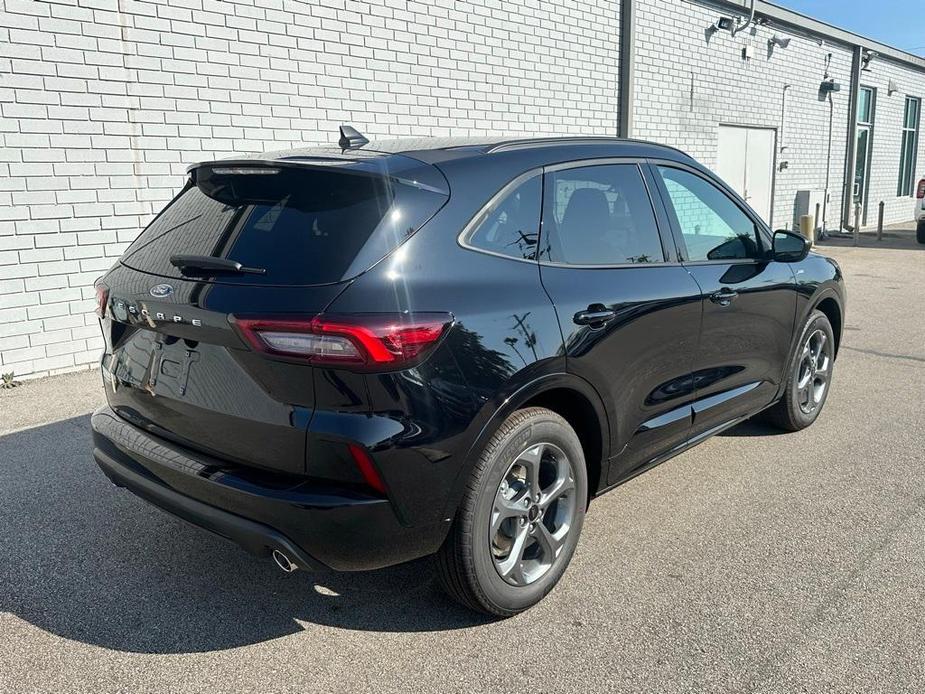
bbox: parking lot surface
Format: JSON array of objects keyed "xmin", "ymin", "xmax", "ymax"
[{"xmin": 2, "ymin": 228, "xmax": 924, "ymax": 693}]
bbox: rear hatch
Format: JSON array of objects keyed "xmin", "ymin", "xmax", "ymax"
[{"xmin": 98, "ymin": 152, "xmax": 449, "ymax": 474}]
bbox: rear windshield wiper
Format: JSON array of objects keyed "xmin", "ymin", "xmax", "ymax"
[{"xmin": 169, "ymin": 254, "xmax": 266, "ymax": 275}]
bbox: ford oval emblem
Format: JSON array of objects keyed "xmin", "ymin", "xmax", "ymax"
[{"xmin": 149, "ymin": 283, "xmax": 174, "ymax": 298}]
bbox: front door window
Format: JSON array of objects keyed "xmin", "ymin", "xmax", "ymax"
[{"xmin": 656, "ymin": 166, "xmax": 762, "ymax": 262}]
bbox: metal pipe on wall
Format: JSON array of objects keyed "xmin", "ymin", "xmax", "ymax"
[
  {"xmin": 780, "ymin": 84, "xmax": 791, "ymax": 153},
  {"xmin": 822, "ymin": 91, "xmax": 834, "ymax": 233},
  {"xmin": 842, "ymin": 45, "xmax": 863, "ymax": 229},
  {"xmin": 731, "ymin": 0, "xmax": 757, "ymax": 37},
  {"xmin": 618, "ymin": 0, "xmax": 636, "ymax": 138}
]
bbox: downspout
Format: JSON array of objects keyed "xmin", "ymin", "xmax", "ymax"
[
  {"xmin": 823, "ymin": 91, "xmax": 834, "ymax": 232},
  {"xmin": 618, "ymin": 0, "xmax": 636, "ymax": 138},
  {"xmin": 780, "ymin": 84, "xmax": 791, "ymax": 152},
  {"xmin": 842, "ymin": 45, "xmax": 863, "ymax": 229}
]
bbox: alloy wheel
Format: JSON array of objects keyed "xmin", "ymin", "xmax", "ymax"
[
  {"xmin": 489, "ymin": 442, "xmax": 577, "ymax": 586},
  {"xmin": 797, "ymin": 328, "xmax": 831, "ymax": 414}
]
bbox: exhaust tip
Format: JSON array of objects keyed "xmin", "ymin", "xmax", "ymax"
[{"xmin": 272, "ymin": 549, "xmax": 297, "ymax": 573}]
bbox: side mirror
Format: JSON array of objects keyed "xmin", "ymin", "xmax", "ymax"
[{"xmin": 772, "ymin": 230, "xmax": 811, "ymax": 263}]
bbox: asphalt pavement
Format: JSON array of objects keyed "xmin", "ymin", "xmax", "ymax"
[{"xmin": 1, "ymin": 226, "xmax": 923, "ymax": 693}]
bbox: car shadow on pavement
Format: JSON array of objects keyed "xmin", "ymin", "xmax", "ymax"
[
  {"xmin": 816, "ymin": 227, "xmax": 925, "ymax": 252},
  {"xmin": 717, "ymin": 419, "xmax": 790, "ymax": 437},
  {"xmin": 0, "ymin": 417, "xmax": 492, "ymax": 654}
]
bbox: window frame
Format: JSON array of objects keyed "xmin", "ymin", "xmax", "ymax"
[
  {"xmin": 536, "ymin": 158, "xmax": 677, "ymax": 269},
  {"xmin": 458, "ymin": 157, "xmax": 680, "ymax": 269},
  {"xmin": 855, "ymin": 86, "xmax": 877, "ymax": 218},
  {"xmin": 457, "ymin": 169, "xmax": 544, "ymax": 264},
  {"xmin": 645, "ymin": 159, "xmax": 772, "ymax": 266},
  {"xmin": 857, "ymin": 86, "xmax": 875, "ymax": 127},
  {"xmin": 898, "ymin": 95, "xmax": 920, "ymax": 198}
]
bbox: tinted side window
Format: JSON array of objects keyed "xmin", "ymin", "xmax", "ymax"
[
  {"xmin": 465, "ymin": 175, "xmax": 541, "ymax": 260},
  {"xmin": 539, "ymin": 164, "xmax": 664, "ymax": 265},
  {"xmin": 657, "ymin": 166, "xmax": 761, "ymax": 261}
]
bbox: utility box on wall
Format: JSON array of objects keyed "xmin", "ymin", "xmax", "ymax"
[{"xmin": 795, "ymin": 190, "xmax": 827, "ymax": 230}]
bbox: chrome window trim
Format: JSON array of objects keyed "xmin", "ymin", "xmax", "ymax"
[
  {"xmin": 456, "ymin": 168, "xmax": 544, "ymax": 265},
  {"xmin": 457, "ymin": 157, "xmax": 682, "ymax": 269}
]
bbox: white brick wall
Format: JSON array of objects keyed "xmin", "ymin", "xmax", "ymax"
[
  {"xmin": 0, "ymin": 0, "xmax": 621, "ymax": 379},
  {"xmin": 634, "ymin": 0, "xmax": 855, "ymax": 233},
  {"xmin": 635, "ymin": 0, "xmax": 925, "ymax": 232},
  {"xmin": 2, "ymin": 0, "xmax": 924, "ymax": 380}
]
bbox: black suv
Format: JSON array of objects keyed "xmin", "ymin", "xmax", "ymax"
[{"xmin": 92, "ymin": 131, "xmax": 845, "ymax": 616}]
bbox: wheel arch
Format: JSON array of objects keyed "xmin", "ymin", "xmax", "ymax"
[
  {"xmin": 520, "ymin": 386, "xmax": 607, "ymax": 504},
  {"xmin": 813, "ymin": 295, "xmax": 843, "ymax": 357},
  {"xmin": 442, "ymin": 373, "xmax": 611, "ymax": 523},
  {"xmin": 775, "ymin": 285, "xmax": 844, "ymax": 404}
]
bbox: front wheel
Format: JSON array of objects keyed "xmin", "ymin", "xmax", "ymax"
[
  {"xmin": 765, "ymin": 309, "xmax": 835, "ymax": 432},
  {"xmin": 436, "ymin": 407, "xmax": 587, "ymax": 616}
]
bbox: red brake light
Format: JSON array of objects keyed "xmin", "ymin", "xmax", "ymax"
[
  {"xmin": 95, "ymin": 284, "xmax": 109, "ymax": 318},
  {"xmin": 917, "ymin": 178, "xmax": 925, "ymax": 199},
  {"xmin": 231, "ymin": 313, "xmax": 453, "ymax": 370}
]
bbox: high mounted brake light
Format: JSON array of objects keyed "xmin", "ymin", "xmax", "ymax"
[
  {"xmin": 231, "ymin": 313, "xmax": 453, "ymax": 371},
  {"xmin": 210, "ymin": 167, "xmax": 280, "ymax": 176}
]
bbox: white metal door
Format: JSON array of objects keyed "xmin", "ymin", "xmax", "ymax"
[{"xmin": 717, "ymin": 125, "xmax": 775, "ymax": 225}]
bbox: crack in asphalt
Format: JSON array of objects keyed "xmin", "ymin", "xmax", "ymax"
[
  {"xmin": 842, "ymin": 345, "xmax": 925, "ymax": 364},
  {"xmin": 744, "ymin": 496, "xmax": 925, "ymax": 693}
]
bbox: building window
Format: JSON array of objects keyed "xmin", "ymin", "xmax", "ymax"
[
  {"xmin": 898, "ymin": 96, "xmax": 920, "ymax": 197},
  {"xmin": 854, "ymin": 87, "xmax": 875, "ymax": 221},
  {"xmin": 857, "ymin": 87, "xmax": 874, "ymax": 126}
]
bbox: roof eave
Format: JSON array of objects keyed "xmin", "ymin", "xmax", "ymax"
[{"xmin": 705, "ymin": 0, "xmax": 925, "ymax": 71}]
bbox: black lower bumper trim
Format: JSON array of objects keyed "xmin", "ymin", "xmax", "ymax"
[
  {"xmin": 91, "ymin": 404, "xmax": 447, "ymax": 571},
  {"xmin": 95, "ymin": 447, "xmax": 327, "ymax": 572}
]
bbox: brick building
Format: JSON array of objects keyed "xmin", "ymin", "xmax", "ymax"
[{"xmin": 1, "ymin": 0, "xmax": 923, "ymax": 378}]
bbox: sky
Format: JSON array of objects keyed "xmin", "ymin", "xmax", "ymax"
[{"xmin": 774, "ymin": 0, "xmax": 924, "ymax": 56}]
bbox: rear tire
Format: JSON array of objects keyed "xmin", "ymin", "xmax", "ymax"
[
  {"xmin": 917, "ymin": 221, "xmax": 925, "ymax": 244},
  {"xmin": 436, "ymin": 407, "xmax": 587, "ymax": 617},
  {"xmin": 765, "ymin": 309, "xmax": 835, "ymax": 432}
]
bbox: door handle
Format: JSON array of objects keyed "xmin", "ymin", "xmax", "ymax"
[
  {"xmin": 709, "ymin": 287, "xmax": 739, "ymax": 306},
  {"xmin": 574, "ymin": 305, "xmax": 617, "ymax": 327}
]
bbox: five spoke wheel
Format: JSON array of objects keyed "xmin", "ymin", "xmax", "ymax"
[
  {"xmin": 490, "ymin": 442, "xmax": 576, "ymax": 586},
  {"xmin": 797, "ymin": 328, "xmax": 831, "ymax": 414}
]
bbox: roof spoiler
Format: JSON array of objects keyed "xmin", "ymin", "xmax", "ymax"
[{"xmin": 186, "ymin": 159, "xmax": 380, "ymax": 205}]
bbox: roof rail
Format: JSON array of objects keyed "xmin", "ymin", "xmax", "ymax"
[
  {"xmin": 486, "ymin": 136, "xmax": 693, "ymax": 160},
  {"xmin": 486, "ymin": 136, "xmax": 628, "ymax": 153}
]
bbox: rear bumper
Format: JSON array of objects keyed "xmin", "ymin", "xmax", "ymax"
[
  {"xmin": 915, "ymin": 200, "xmax": 925, "ymax": 222},
  {"xmin": 91, "ymin": 405, "xmax": 447, "ymax": 571}
]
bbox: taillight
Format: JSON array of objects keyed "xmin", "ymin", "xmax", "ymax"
[
  {"xmin": 231, "ymin": 313, "xmax": 453, "ymax": 370},
  {"xmin": 917, "ymin": 178, "xmax": 925, "ymax": 199},
  {"xmin": 95, "ymin": 284, "xmax": 109, "ymax": 318}
]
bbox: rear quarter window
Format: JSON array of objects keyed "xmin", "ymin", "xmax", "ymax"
[{"xmin": 463, "ymin": 175, "xmax": 542, "ymax": 260}]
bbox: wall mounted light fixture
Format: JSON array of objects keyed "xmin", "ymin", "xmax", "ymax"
[{"xmin": 769, "ymin": 34, "xmax": 791, "ymax": 49}]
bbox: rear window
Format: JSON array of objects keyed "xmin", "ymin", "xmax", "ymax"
[{"xmin": 121, "ymin": 157, "xmax": 448, "ymax": 286}]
